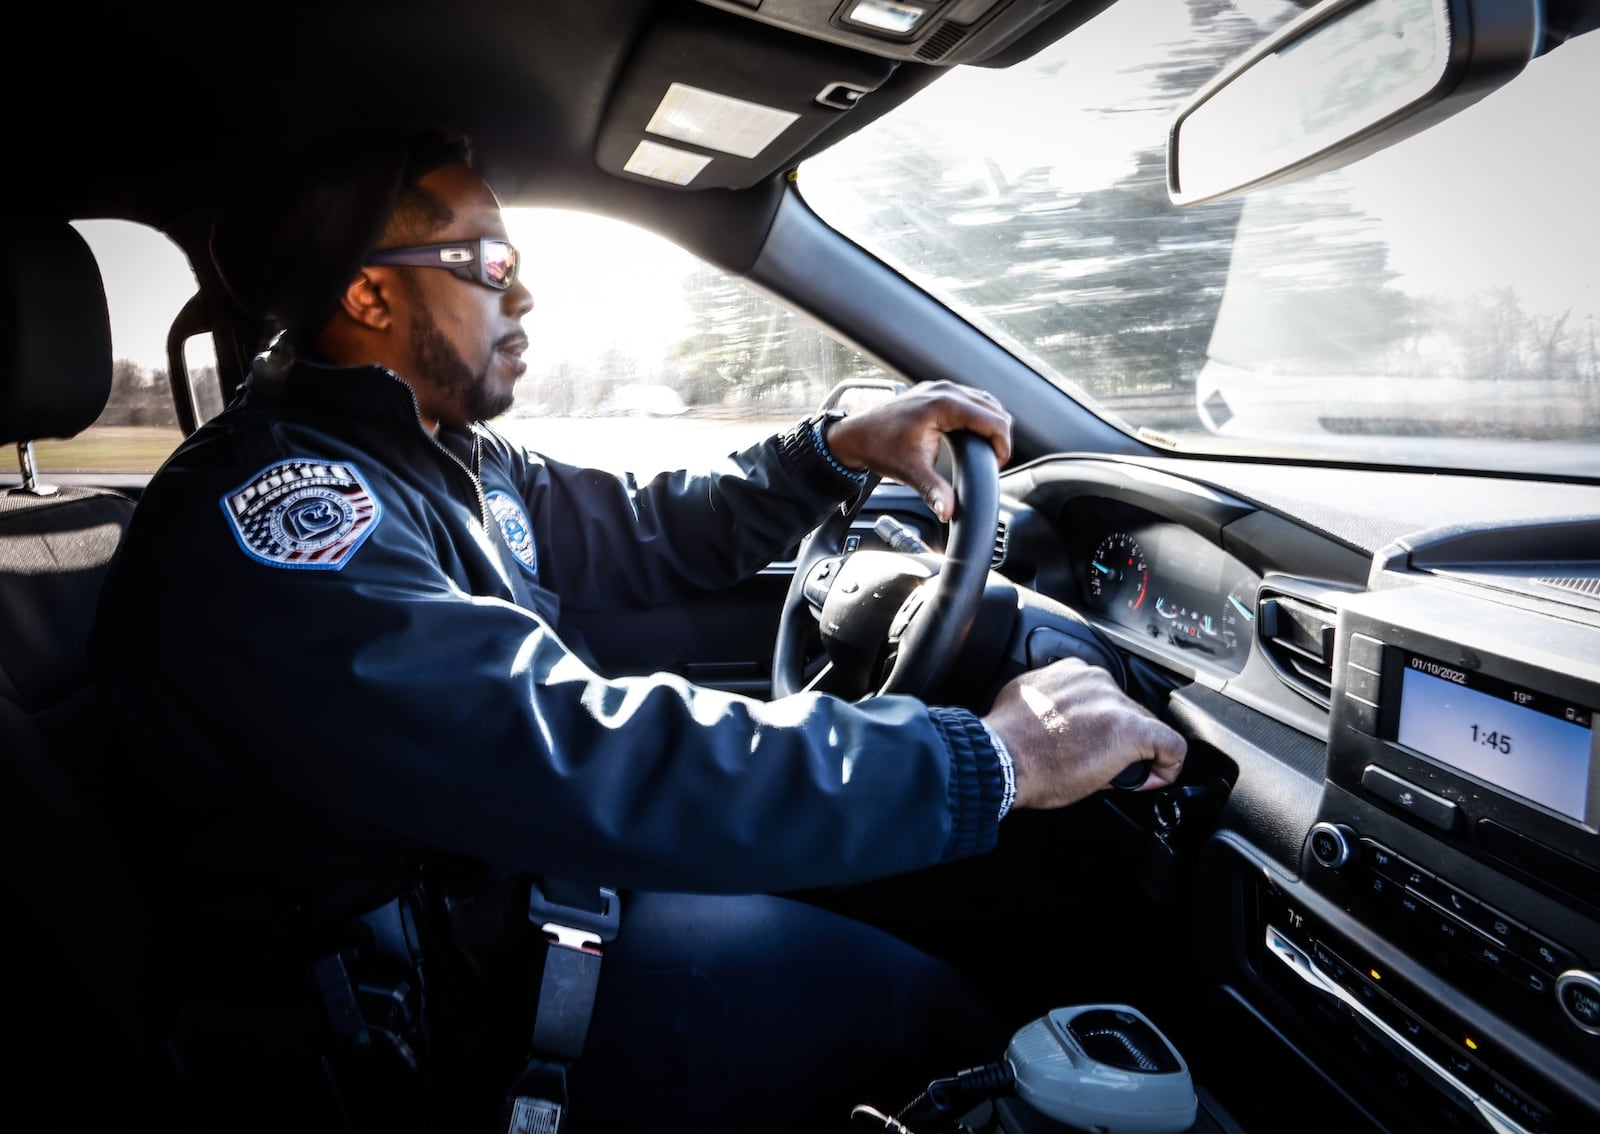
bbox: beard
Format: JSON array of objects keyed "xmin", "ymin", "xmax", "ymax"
[{"xmin": 410, "ymin": 302, "xmax": 516, "ymax": 426}]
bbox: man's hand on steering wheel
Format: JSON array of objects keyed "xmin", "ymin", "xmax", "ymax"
[
  {"xmin": 772, "ymin": 381, "xmax": 1013, "ymax": 702},
  {"xmin": 824, "ymin": 380, "xmax": 1013, "ymax": 522}
]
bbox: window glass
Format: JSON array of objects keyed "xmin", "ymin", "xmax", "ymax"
[
  {"xmin": 798, "ymin": 0, "xmax": 1600, "ymax": 477},
  {"xmin": 50, "ymin": 220, "xmax": 209, "ymax": 474},
  {"xmin": 57, "ymin": 213, "xmax": 892, "ymax": 477},
  {"xmin": 498, "ymin": 208, "xmax": 895, "ymax": 474}
]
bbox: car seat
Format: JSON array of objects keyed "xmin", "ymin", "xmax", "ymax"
[{"xmin": 0, "ymin": 223, "xmax": 190, "ymax": 1129}]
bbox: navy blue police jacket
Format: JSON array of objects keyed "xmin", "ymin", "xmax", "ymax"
[{"xmin": 90, "ymin": 358, "xmax": 1007, "ymax": 964}]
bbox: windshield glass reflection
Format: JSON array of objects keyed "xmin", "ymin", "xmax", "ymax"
[{"xmin": 798, "ymin": 0, "xmax": 1600, "ymax": 476}]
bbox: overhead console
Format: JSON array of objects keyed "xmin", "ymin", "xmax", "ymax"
[
  {"xmin": 597, "ymin": 1, "xmax": 1117, "ymax": 190},
  {"xmin": 693, "ymin": 0, "xmax": 1105, "ymax": 66},
  {"xmin": 1239, "ymin": 521, "xmax": 1600, "ymax": 1133}
]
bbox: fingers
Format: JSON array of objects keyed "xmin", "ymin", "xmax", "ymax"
[
  {"xmin": 922, "ymin": 479, "xmax": 956, "ymax": 524},
  {"xmin": 1145, "ymin": 718, "xmax": 1187, "ymax": 787},
  {"xmin": 933, "ymin": 381, "xmax": 1013, "ymax": 467},
  {"xmin": 826, "ymin": 381, "xmax": 1013, "ymax": 521},
  {"xmin": 1108, "ymin": 716, "xmax": 1188, "ymax": 792},
  {"xmin": 985, "ymin": 657, "xmax": 1188, "ymax": 810}
]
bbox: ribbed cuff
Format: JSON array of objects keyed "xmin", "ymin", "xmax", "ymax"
[
  {"xmin": 983, "ymin": 722, "xmax": 1017, "ymax": 820},
  {"xmin": 774, "ymin": 413, "xmax": 869, "ymax": 501},
  {"xmin": 928, "ymin": 707, "xmax": 1006, "ymax": 862}
]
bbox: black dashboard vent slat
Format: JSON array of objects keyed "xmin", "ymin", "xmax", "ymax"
[
  {"xmin": 1259, "ymin": 591, "xmax": 1337, "ymax": 708},
  {"xmin": 991, "ymin": 518, "xmax": 1009, "ymax": 568}
]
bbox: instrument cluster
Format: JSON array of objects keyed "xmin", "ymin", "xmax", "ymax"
[{"xmin": 1068, "ymin": 499, "xmax": 1260, "ymax": 673}]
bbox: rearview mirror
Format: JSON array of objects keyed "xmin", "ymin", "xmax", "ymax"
[{"xmin": 1167, "ymin": 0, "xmax": 1541, "ymax": 206}]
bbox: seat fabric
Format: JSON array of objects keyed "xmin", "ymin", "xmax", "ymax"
[{"xmin": 0, "ymin": 223, "xmax": 181, "ymax": 1128}]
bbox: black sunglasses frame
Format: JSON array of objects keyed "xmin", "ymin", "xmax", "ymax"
[{"xmin": 366, "ymin": 237, "xmax": 520, "ymax": 290}]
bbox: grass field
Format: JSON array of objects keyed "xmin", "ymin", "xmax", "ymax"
[
  {"xmin": 28, "ymin": 417, "xmax": 795, "ymax": 478},
  {"xmin": 33, "ymin": 426, "xmax": 184, "ymax": 473}
]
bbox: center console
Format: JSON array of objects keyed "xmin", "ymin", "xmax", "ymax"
[{"xmin": 1252, "ymin": 581, "xmax": 1600, "ymax": 1132}]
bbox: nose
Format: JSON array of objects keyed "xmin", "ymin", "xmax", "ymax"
[{"xmin": 507, "ymin": 277, "xmax": 534, "ymax": 317}]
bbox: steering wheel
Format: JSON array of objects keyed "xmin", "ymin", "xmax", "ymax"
[{"xmin": 772, "ymin": 431, "xmax": 1000, "ymax": 701}]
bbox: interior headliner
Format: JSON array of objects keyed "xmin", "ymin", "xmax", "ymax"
[
  {"xmin": 20, "ymin": 0, "xmax": 1595, "ymax": 273},
  {"xmin": 16, "ymin": 1, "xmax": 1124, "ymax": 268}
]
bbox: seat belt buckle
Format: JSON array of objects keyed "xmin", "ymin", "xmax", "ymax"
[
  {"xmin": 526, "ymin": 880, "xmax": 620, "ymax": 950},
  {"xmin": 504, "ymin": 1092, "xmax": 564, "ymax": 1134}
]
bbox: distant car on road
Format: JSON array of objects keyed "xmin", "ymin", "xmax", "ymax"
[{"xmin": 595, "ymin": 383, "xmax": 688, "ymax": 417}]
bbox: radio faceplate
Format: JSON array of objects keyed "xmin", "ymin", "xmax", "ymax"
[
  {"xmin": 1328, "ymin": 583, "xmax": 1600, "ymax": 910},
  {"xmin": 1310, "ymin": 580, "xmax": 1600, "ymax": 1113}
]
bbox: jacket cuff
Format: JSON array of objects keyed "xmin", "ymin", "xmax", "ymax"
[
  {"xmin": 928, "ymin": 707, "xmax": 1006, "ymax": 861},
  {"xmin": 775, "ymin": 412, "xmax": 870, "ymax": 502}
]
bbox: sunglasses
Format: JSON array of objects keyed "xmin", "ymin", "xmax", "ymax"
[{"xmin": 366, "ymin": 237, "xmax": 520, "ymax": 290}]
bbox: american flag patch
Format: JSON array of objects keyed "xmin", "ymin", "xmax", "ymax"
[{"xmin": 221, "ymin": 459, "xmax": 381, "ymax": 570}]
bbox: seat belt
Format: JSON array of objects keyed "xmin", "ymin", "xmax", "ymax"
[{"xmin": 500, "ymin": 878, "xmax": 620, "ymax": 1134}]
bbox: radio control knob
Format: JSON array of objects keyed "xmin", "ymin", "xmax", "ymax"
[
  {"xmin": 1308, "ymin": 822, "xmax": 1357, "ymax": 869},
  {"xmin": 1556, "ymin": 970, "xmax": 1600, "ymax": 1035}
]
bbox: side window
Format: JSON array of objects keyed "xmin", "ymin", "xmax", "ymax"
[
  {"xmin": 57, "ymin": 220, "xmax": 220, "ymax": 475},
  {"xmin": 498, "ymin": 208, "xmax": 896, "ymax": 474},
  {"xmin": 57, "ymin": 213, "xmax": 893, "ymax": 477}
]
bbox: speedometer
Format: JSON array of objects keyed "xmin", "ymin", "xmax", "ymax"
[
  {"xmin": 1088, "ymin": 532, "xmax": 1150, "ymax": 613},
  {"xmin": 1218, "ymin": 576, "xmax": 1257, "ymax": 656}
]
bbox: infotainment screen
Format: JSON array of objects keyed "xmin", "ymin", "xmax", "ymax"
[{"xmin": 1396, "ymin": 651, "xmax": 1597, "ymax": 826}]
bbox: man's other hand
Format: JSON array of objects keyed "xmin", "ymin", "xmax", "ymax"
[{"xmin": 984, "ymin": 657, "xmax": 1188, "ymax": 807}]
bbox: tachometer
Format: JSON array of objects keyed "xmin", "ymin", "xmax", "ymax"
[{"xmin": 1088, "ymin": 532, "xmax": 1150, "ymax": 613}]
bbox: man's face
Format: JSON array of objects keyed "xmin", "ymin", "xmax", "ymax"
[{"xmin": 391, "ymin": 164, "xmax": 533, "ymax": 429}]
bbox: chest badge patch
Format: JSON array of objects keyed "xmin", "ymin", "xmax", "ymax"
[
  {"xmin": 222, "ymin": 459, "xmax": 381, "ymax": 570},
  {"xmin": 486, "ymin": 489, "xmax": 539, "ymax": 577}
]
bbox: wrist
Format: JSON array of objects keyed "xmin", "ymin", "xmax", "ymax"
[
  {"xmin": 817, "ymin": 412, "xmax": 869, "ymax": 475},
  {"xmin": 982, "ymin": 721, "xmax": 1018, "ymax": 820},
  {"xmin": 777, "ymin": 409, "xmax": 869, "ymax": 501}
]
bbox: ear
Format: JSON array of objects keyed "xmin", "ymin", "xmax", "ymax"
[{"xmin": 337, "ymin": 269, "xmax": 394, "ymax": 331}]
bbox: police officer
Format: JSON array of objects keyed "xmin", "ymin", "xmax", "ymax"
[{"xmin": 91, "ymin": 128, "xmax": 1186, "ymax": 1133}]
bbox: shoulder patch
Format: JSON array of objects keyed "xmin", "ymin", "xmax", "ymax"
[
  {"xmin": 486, "ymin": 489, "xmax": 539, "ymax": 577},
  {"xmin": 221, "ymin": 459, "xmax": 381, "ymax": 570}
]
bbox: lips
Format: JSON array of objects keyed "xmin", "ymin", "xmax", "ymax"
[{"xmin": 497, "ymin": 334, "xmax": 529, "ymax": 375}]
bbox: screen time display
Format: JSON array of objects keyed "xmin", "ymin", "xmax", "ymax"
[{"xmin": 1396, "ymin": 652, "xmax": 1596, "ymax": 825}]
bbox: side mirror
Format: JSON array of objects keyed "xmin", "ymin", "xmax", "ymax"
[
  {"xmin": 818, "ymin": 377, "xmax": 908, "ymax": 415},
  {"xmin": 1167, "ymin": 0, "xmax": 1542, "ymax": 206}
]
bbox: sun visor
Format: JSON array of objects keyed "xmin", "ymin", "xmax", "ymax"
[{"xmin": 595, "ymin": 12, "xmax": 899, "ymax": 191}]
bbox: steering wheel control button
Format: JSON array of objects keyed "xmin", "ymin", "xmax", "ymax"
[
  {"xmin": 1360, "ymin": 765, "xmax": 1459, "ymax": 832},
  {"xmin": 1556, "ymin": 971, "xmax": 1600, "ymax": 1035},
  {"xmin": 802, "ymin": 558, "xmax": 840, "ymax": 608},
  {"xmin": 1309, "ymin": 822, "xmax": 1356, "ymax": 869}
]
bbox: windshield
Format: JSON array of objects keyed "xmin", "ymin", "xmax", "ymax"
[{"xmin": 798, "ymin": 0, "xmax": 1600, "ymax": 477}]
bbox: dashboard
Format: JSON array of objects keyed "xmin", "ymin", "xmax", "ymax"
[{"xmin": 847, "ymin": 451, "xmax": 1600, "ymax": 1134}]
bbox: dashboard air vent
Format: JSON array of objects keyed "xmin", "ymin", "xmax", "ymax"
[
  {"xmin": 1258, "ymin": 590, "xmax": 1337, "ymax": 708},
  {"xmin": 991, "ymin": 518, "xmax": 1009, "ymax": 568},
  {"xmin": 1536, "ymin": 574, "xmax": 1600, "ymax": 599}
]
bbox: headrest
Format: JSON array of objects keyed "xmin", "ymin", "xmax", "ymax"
[{"xmin": 0, "ymin": 225, "xmax": 114, "ymax": 447}]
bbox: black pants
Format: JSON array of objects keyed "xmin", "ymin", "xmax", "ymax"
[
  {"xmin": 562, "ymin": 891, "xmax": 1006, "ymax": 1134},
  {"xmin": 161, "ymin": 889, "xmax": 1004, "ymax": 1134}
]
